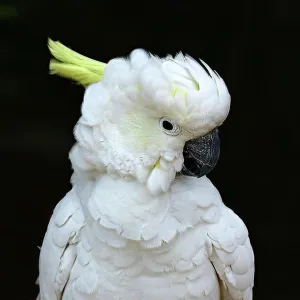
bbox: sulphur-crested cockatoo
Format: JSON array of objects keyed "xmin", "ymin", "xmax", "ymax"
[{"xmin": 37, "ymin": 39, "xmax": 254, "ymax": 300}]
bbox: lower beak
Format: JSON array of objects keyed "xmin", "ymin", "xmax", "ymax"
[{"xmin": 180, "ymin": 128, "xmax": 220, "ymax": 178}]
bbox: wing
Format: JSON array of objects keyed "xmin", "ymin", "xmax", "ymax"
[
  {"xmin": 38, "ymin": 189, "xmax": 85, "ymax": 300},
  {"xmin": 206, "ymin": 206, "xmax": 255, "ymax": 300}
]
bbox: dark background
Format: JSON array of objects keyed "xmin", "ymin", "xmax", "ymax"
[{"xmin": 1, "ymin": 0, "xmax": 298, "ymax": 299}]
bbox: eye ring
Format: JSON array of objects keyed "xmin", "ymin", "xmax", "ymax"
[{"xmin": 159, "ymin": 117, "xmax": 181, "ymax": 136}]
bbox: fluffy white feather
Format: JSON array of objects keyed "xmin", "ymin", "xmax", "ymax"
[{"xmin": 38, "ymin": 49, "xmax": 254, "ymax": 300}]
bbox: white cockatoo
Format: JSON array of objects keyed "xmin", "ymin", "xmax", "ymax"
[{"xmin": 37, "ymin": 40, "xmax": 254, "ymax": 300}]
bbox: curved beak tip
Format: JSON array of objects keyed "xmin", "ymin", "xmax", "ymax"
[{"xmin": 180, "ymin": 128, "xmax": 220, "ymax": 178}]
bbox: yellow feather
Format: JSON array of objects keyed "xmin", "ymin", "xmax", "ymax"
[{"xmin": 48, "ymin": 38, "xmax": 107, "ymax": 87}]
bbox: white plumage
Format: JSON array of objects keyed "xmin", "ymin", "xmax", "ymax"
[{"xmin": 38, "ymin": 49, "xmax": 254, "ymax": 299}]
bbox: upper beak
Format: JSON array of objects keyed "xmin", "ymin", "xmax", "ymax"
[{"xmin": 180, "ymin": 128, "xmax": 220, "ymax": 178}]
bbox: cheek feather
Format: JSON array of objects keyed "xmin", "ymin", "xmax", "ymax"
[{"xmin": 119, "ymin": 112, "xmax": 161, "ymax": 149}]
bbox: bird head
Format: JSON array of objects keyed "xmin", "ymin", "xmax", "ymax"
[{"xmin": 48, "ymin": 41, "xmax": 231, "ymax": 195}]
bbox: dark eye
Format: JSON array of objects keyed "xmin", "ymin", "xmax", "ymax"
[
  {"xmin": 159, "ymin": 117, "xmax": 181, "ymax": 136},
  {"xmin": 162, "ymin": 120, "xmax": 173, "ymax": 131}
]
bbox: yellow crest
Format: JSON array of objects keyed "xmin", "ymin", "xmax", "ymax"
[{"xmin": 48, "ymin": 38, "xmax": 107, "ymax": 87}]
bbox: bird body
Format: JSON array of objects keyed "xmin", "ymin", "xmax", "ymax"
[
  {"xmin": 37, "ymin": 40, "xmax": 254, "ymax": 300},
  {"xmin": 39, "ymin": 174, "xmax": 253, "ymax": 300}
]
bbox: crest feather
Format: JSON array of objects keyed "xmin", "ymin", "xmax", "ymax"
[{"xmin": 48, "ymin": 38, "xmax": 106, "ymax": 86}]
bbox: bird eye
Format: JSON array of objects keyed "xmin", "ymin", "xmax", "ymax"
[{"xmin": 160, "ymin": 117, "xmax": 181, "ymax": 136}]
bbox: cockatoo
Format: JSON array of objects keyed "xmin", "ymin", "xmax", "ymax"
[{"xmin": 37, "ymin": 39, "xmax": 254, "ymax": 300}]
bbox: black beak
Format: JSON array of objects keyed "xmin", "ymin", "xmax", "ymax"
[{"xmin": 181, "ymin": 128, "xmax": 220, "ymax": 178}]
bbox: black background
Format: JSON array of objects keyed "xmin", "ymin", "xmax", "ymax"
[{"xmin": 1, "ymin": 0, "xmax": 298, "ymax": 299}]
